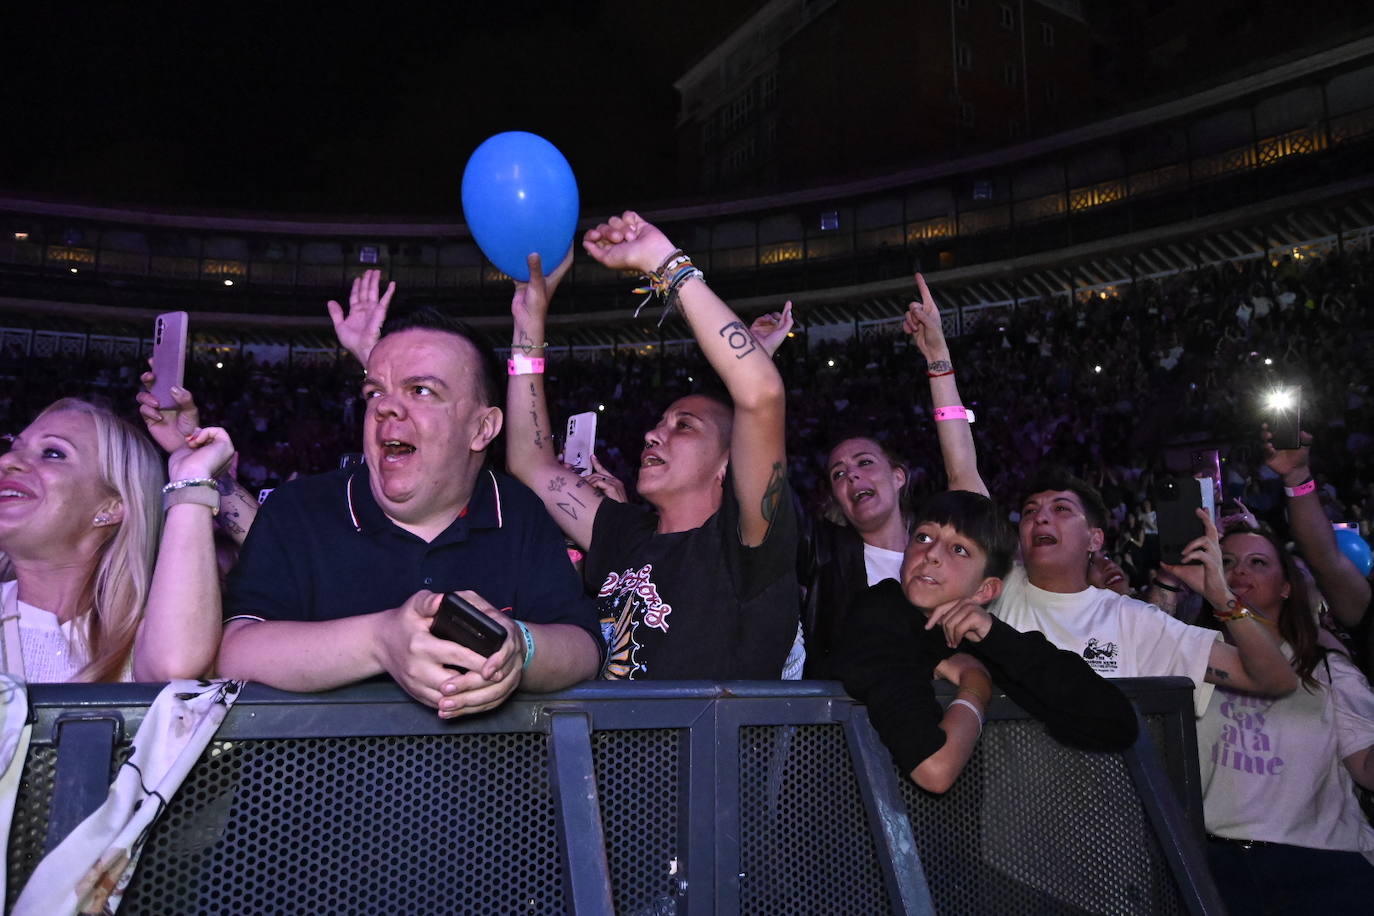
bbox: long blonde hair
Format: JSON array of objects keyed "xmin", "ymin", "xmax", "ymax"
[{"xmin": 13, "ymin": 400, "xmax": 166, "ymax": 681}]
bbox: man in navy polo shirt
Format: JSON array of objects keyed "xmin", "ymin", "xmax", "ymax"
[{"xmin": 218, "ymin": 308, "xmax": 602, "ymax": 718}]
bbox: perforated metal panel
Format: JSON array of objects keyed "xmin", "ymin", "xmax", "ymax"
[
  {"xmin": 592, "ymin": 728, "xmax": 684, "ymax": 915},
  {"xmin": 115, "ymin": 733, "xmax": 563, "ymax": 916},
  {"xmin": 738, "ymin": 724, "xmax": 892, "ymax": 916},
  {"xmin": 900, "ymin": 717, "xmax": 1187, "ymax": 916},
  {"xmin": 6, "ymin": 745, "xmax": 55, "ymax": 910}
]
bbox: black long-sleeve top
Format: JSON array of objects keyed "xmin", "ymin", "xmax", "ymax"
[{"xmin": 834, "ymin": 579, "xmax": 1139, "ymax": 774}]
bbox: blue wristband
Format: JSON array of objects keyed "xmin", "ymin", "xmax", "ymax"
[{"xmin": 514, "ymin": 621, "xmax": 535, "ymax": 670}]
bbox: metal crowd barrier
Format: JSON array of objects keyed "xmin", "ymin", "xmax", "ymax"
[{"xmin": 5, "ymin": 677, "xmax": 1220, "ymax": 915}]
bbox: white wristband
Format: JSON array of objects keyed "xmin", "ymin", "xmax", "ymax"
[{"xmin": 947, "ymin": 698, "xmax": 985, "ymax": 734}]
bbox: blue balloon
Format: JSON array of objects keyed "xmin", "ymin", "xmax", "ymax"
[
  {"xmin": 1335, "ymin": 527, "xmax": 1373, "ymax": 577},
  {"xmin": 461, "ymin": 132, "xmax": 579, "ymax": 282}
]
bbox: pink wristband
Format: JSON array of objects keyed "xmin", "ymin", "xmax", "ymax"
[
  {"xmin": 1284, "ymin": 479, "xmax": 1316, "ymax": 498},
  {"xmin": 933, "ymin": 406, "xmax": 974, "ymax": 423},
  {"xmin": 507, "ymin": 355, "xmax": 545, "ymax": 376}
]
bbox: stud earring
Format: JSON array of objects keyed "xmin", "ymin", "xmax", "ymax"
[{"xmin": 93, "ymin": 513, "xmax": 111, "ymax": 526}]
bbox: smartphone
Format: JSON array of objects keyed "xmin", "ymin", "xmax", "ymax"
[
  {"xmin": 430, "ymin": 592, "xmax": 507, "ymax": 672},
  {"xmin": 150, "ymin": 311, "xmax": 189, "ymax": 409},
  {"xmin": 1153, "ymin": 476, "xmax": 1205, "ymax": 566},
  {"xmin": 1264, "ymin": 386, "xmax": 1301, "ymax": 451},
  {"xmin": 564, "ymin": 411, "xmax": 597, "ymax": 476}
]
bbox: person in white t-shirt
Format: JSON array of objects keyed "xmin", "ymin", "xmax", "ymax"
[
  {"xmin": 991, "ymin": 468, "xmax": 1296, "ymax": 716},
  {"xmin": 1199, "ymin": 524, "xmax": 1374, "ymax": 912}
]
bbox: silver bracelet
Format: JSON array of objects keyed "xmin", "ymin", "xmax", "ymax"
[{"xmin": 162, "ymin": 477, "xmax": 218, "ymax": 494}]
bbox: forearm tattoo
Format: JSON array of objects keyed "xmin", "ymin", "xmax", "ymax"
[
  {"xmin": 761, "ymin": 462, "xmax": 785, "ymax": 526},
  {"xmin": 557, "ymin": 490, "xmax": 587, "ymax": 521},
  {"xmin": 528, "ymin": 382, "xmax": 543, "ymax": 450},
  {"xmin": 928, "ymin": 359, "xmax": 953, "ymax": 374},
  {"xmin": 718, "ymin": 321, "xmax": 758, "ymax": 360}
]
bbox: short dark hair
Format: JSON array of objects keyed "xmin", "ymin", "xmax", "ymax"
[
  {"xmin": 378, "ymin": 305, "xmax": 499, "ymax": 407},
  {"xmin": 1022, "ymin": 466, "xmax": 1109, "ymax": 531},
  {"xmin": 912, "ymin": 489, "xmax": 1016, "ymax": 580}
]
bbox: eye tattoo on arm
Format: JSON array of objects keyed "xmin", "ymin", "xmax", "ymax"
[{"xmin": 718, "ymin": 321, "xmax": 758, "ymax": 360}]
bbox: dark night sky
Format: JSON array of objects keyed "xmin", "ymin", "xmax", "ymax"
[
  {"xmin": 0, "ymin": 1, "xmax": 754, "ymax": 216},
  {"xmin": 5, "ymin": 1, "xmax": 1371, "ymax": 218}
]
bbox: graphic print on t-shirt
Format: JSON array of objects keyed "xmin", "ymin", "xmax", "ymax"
[
  {"xmin": 1210, "ymin": 690, "xmax": 1282, "ymax": 776},
  {"xmin": 596, "ymin": 564, "xmax": 672, "ymax": 679},
  {"xmin": 1080, "ymin": 637, "xmax": 1120, "ymax": 672}
]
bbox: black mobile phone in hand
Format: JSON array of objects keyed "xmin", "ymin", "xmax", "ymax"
[
  {"xmin": 430, "ymin": 592, "xmax": 507, "ymax": 672},
  {"xmin": 1153, "ymin": 476, "xmax": 1205, "ymax": 566}
]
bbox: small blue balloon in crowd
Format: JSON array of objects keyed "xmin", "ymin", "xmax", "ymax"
[
  {"xmin": 461, "ymin": 131, "xmax": 579, "ymax": 283},
  {"xmin": 1334, "ymin": 527, "xmax": 1373, "ymax": 577}
]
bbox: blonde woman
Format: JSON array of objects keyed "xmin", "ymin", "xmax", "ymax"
[{"xmin": 0, "ymin": 398, "xmax": 229, "ymax": 681}]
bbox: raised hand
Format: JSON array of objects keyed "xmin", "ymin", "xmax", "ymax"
[
  {"xmin": 902, "ymin": 273, "xmax": 950, "ymax": 365},
  {"xmin": 581, "ymin": 211, "xmax": 677, "ymax": 275},
  {"xmin": 1261, "ymin": 423, "xmax": 1313, "ymax": 486},
  {"xmin": 137, "ymin": 366, "xmax": 201, "ymax": 455},
  {"xmin": 750, "ymin": 301, "xmax": 795, "ymax": 358},
  {"xmin": 167, "ymin": 426, "xmax": 236, "ymax": 484},
  {"xmin": 1160, "ymin": 509, "xmax": 1230, "ymax": 608},
  {"xmin": 584, "ymin": 454, "xmax": 628, "ymax": 503},
  {"xmin": 511, "ymin": 247, "xmax": 574, "ymax": 332},
  {"xmin": 327, "ymin": 268, "xmax": 395, "ymax": 365}
]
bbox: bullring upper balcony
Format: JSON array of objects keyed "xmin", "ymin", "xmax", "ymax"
[{"xmin": 2, "ymin": 35, "xmax": 1373, "ymax": 336}]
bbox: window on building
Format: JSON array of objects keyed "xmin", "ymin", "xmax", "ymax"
[
  {"xmin": 1042, "ymin": 22, "xmax": 1056, "ymax": 46},
  {"xmin": 1000, "ymin": 4, "xmax": 1014, "ymax": 29},
  {"xmin": 1003, "ymin": 60, "xmax": 1020, "ymax": 87},
  {"xmin": 957, "ymin": 42, "xmax": 973, "ymax": 70},
  {"xmin": 960, "ymin": 101, "xmax": 976, "ymax": 127},
  {"xmin": 760, "ymin": 71, "xmax": 777, "ymax": 109}
]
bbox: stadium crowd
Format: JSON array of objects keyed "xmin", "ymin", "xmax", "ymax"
[{"xmin": 4, "ymin": 217, "xmax": 1374, "ymax": 909}]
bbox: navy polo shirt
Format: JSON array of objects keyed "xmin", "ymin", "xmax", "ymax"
[{"xmin": 224, "ymin": 464, "xmax": 602, "ymax": 657}]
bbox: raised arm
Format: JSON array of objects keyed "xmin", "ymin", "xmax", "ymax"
[
  {"xmin": 906, "ymin": 274, "xmax": 987, "ymax": 497},
  {"xmin": 134, "ymin": 425, "xmax": 235, "ymax": 680},
  {"xmin": 1163, "ymin": 509, "xmax": 1298, "ymax": 696},
  {"xmin": 583, "ymin": 212, "xmax": 787, "ymax": 546},
  {"xmin": 328, "ymin": 268, "xmax": 396, "ymax": 366},
  {"xmin": 137, "ymin": 371, "xmax": 259, "ymax": 544},
  {"xmin": 504, "ymin": 249, "xmax": 602, "ymax": 548},
  {"xmin": 1264, "ymin": 427, "xmax": 1369, "ymax": 628}
]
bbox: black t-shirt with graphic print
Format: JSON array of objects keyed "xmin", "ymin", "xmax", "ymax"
[{"xmin": 584, "ymin": 478, "xmax": 799, "ymax": 680}]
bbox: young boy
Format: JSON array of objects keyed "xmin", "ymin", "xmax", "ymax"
[{"xmin": 834, "ymin": 490, "xmax": 1138, "ymax": 793}]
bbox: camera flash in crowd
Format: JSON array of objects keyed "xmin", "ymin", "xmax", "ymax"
[
  {"xmin": 1264, "ymin": 388, "xmax": 1296, "ymax": 411},
  {"xmin": 1094, "ymin": 365, "xmax": 1102, "ymax": 373}
]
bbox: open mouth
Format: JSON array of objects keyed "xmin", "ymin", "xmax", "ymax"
[
  {"xmin": 0, "ymin": 485, "xmax": 33, "ymax": 502},
  {"xmin": 850, "ymin": 488, "xmax": 875, "ymax": 504},
  {"xmin": 640, "ymin": 451, "xmax": 665, "ymax": 468},
  {"xmin": 381, "ymin": 440, "xmax": 416, "ymax": 462},
  {"xmin": 1032, "ymin": 533, "xmax": 1059, "ymax": 547}
]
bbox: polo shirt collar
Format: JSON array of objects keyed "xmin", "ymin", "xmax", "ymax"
[{"xmin": 344, "ymin": 464, "xmax": 504, "ymax": 535}]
